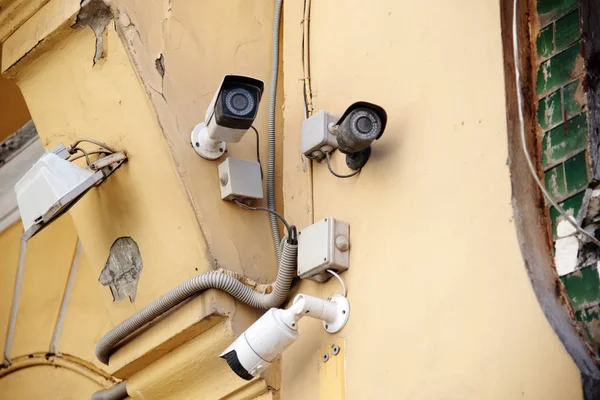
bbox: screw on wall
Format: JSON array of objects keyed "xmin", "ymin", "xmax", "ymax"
[
  {"xmin": 322, "ymin": 352, "xmax": 330, "ymax": 362},
  {"xmin": 331, "ymin": 344, "xmax": 340, "ymax": 356}
]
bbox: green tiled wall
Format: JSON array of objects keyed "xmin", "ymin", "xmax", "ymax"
[{"xmin": 536, "ymin": 0, "xmax": 600, "ymax": 358}]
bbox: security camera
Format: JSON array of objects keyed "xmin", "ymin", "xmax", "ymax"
[
  {"xmin": 301, "ymin": 101, "xmax": 387, "ymax": 170},
  {"xmin": 333, "ymin": 102, "xmax": 387, "ymax": 170},
  {"xmin": 191, "ymin": 75, "xmax": 264, "ymax": 160},
  {"xmin": 220, "ymin": 293, "xmax": 350, "ymax": 380}
]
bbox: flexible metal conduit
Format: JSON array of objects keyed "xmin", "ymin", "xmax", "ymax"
[
  {"xmin": 95, "ymin": 242, "xmax": 297, "ymax": 365},
  {"xmin": 268, "ymin": 0, "xmax": 283, "ymax": 261},
  {"xmin": 90, "ymin": 382, "xmax": 127, "ymax": 400}
]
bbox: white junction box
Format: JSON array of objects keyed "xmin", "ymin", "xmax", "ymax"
[
  {"xmin": 301, "ymin": 110, "xmax": 339, "ymax": 158},
  {"xmin": 218, "ymin": 157, "xmax": 263, "ymax": 201},
  {"xmin": 298, "ymin": 217, "xmax": 350, "ymax": 282}
]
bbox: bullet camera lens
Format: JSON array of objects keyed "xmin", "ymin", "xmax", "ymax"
[
  {"xmin": 349, "ymin": 110, "xmax": 380, "ymax": 140},
  {"xmin": 231, "ymin": 93, "xmax": 249, "ymax": 111},
  {"xmin": 356, "ymin": 116, "xmax": 373, "ymax": 134},
  {"xmin": 225, "ymin": 88, "xmax": 255, "ymax": 116}
]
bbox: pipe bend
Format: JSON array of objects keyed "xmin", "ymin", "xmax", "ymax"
[
  {"xmin": 90, "ymin": 381, "xmax": 127, "ymax": 400},
  {"xmin": 95, "ymin": 242, "xmax": 297, "ymax": 365}
]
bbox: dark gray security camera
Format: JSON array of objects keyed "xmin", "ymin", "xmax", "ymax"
[
  {"xmin": 300, "ymin": 101, "xmax": 387, "ymax": 171},
  {"xmin": 332, "ymin": 102, "xmax": 387, "ymax": 170},
  {"xmin": 191, "ymin": 75, "xmax": 265, "ymax": 160}
]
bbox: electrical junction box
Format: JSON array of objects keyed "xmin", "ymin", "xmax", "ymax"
[
  {"xmin": 298, "ymin": 217, "xmax": 349, "ymax": 282},
  {"xmin": 301, "ymin": 110, "xmax": 340, "ymax": 159},
  {"xmin": 218, "ymin": 157, "xmax": 263, "ymax": 201}
]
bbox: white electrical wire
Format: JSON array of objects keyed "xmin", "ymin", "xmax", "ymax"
[
  {"xmin": 512, "ymin": 0, "xmax": 600, "ymax": 248},
  {"xmin": 326, "ymin": 269, "xmax": 347, "ymax": 297}
]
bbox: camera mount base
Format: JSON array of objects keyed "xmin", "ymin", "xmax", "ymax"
[
  {"xmin": 345, "ymin": 146, "xmax": 371, "ymax": 171},
  {"xmin": 191, "ymin": 122, "xmax": 227, "ymax": 160},
  {"xmin": 323, "ymin": 294, "xmax": 350, "ymax": 333}
]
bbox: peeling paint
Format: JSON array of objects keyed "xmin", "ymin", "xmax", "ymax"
[
  {"xmin": 155, "ymin": 53, "xmax": 165, "ymax": 77},
  {"xmin": 73, "ymin": 0, "xmax": 112, "ymax": 65},
  {"xmin": 99, "ymin": 237, "xmax": 143, "ymax": 302}
]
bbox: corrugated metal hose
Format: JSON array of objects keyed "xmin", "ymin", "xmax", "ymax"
[
  {"xmin": 90, "ymin": 382, "xmax": 127, "ymax": 400},
  {"xmin": 268, "ymin": 0, "xmax": 283, "ymax": 262},
  {"xmin": 95, "ymin": 241, "xmax": 297, "ymax": 365}
]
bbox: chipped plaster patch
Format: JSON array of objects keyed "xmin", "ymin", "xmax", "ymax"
[
  {"xmin": 99, "ymin": 237, "xmax": 143, "ymax": 302},
  {"xmin": 73, "ymin": 0, "xmax": 112, "ymax": 65}
]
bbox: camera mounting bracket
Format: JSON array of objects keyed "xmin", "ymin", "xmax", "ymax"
[{"xmin": 191, "ymin": 122, "xmax": 227, "ymax": 160}]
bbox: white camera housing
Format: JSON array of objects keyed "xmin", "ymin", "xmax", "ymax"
[
  {"xmin": 191, "ymin": 75, "xmax": 264, "ymax": 160},
  {"xmin": 221, "ymin": 294, "xmax": 350, "ymax": 380}
]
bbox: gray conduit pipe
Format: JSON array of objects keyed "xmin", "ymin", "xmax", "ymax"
[
  {"xmin": 268, "ymin": 0, "xmax": 283, "ymax": 261},
  {"xmin": 90, "ymin": 381, "xmax": 127, "ymax": 400},
  {"xmin": 95, "ymin": 241, "xmax": 297, "ymax": 365}
]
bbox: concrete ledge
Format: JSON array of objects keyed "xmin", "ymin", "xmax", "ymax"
[{"xmin": 108, "ymin": 289, "xmax": 262, "ymax": 378}]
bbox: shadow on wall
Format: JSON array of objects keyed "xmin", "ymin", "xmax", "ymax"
[{"xmin": 0, "ymin": 46, "xmax": 31, "ymax": 142}]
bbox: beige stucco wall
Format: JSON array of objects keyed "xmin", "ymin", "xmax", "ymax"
[
  {"xmin": 280, "ymin": 0, "xmax": 583, "ymax": 399},
  {"xmin": 0, "ymin": 0, "xmax": 588, "ymax": 398}
]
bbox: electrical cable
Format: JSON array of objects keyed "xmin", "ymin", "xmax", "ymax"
[
  {"xmin": 69, "ymin": 138, "xmax": 116, "ymax": 154},
  {"xmin": 69, "ymin": 147, "xmax": 91, "ymax": 166},
  {"xmin": 324, "ymin": 152, "xmax": 360, "ymax": 179},
  {"xmin": 249, "ymin": 125, "xmax": 263, "ymax": 179},
  {"xmin": 233, "ymin": 199, "xmax": 293, "ymax": 238},
  {"xmin": 326, "ymin": 269, "xmax": 347, "ymax": 297},
  {"xmin": 301, "ymin": 0, "xmax": 313, "ymax": 119},
  {"xmin": 68, "ymin": 149, "xmax": 108, "ymax": 163},
  {"xmin": 511, "ymin": 0, "xmax": 600, "ymax": 248}
]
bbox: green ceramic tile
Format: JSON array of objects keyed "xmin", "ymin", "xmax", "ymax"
[
  {"xmin": 542, "ymin": 113, "xmax": 588, "ymax": 167},
  {"xmin": 537, "ymin": 43, "xmax": 582, "ymax": 95},
  {"xmin": 538, "ymin": 90, "xmax": 563, "ymax": 130},
  {"xmin": 545, "ymin": 163, "xmax": 567, "ymax": 198},
  {"xmin": 537, "ymin": 25, "xmax": 555, "ymax": 58},
  {"xmin": 561, "ymin": 265, "xmax": 600, "ymax": 308},
  {"xmin": 555, "ymin": 9, "xmax": 580, "ymax": 50},
  {"xmin": 550, "ymin": 190, "xmax": 585, "ymax": 236},
  {"xmin": 564, "ymin": 151, "xmax": 588, "ymax": 192},
  {"xmin": 563, "ymin": 80, "xmax": 586, "ymax": 118},
  {"xmin": 537, "ymin": 0, "xmax": 577, "ymax": 23}
]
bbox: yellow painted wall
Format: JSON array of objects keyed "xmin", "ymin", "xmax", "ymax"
[
  {"xmin": 0, "ymin": 365, "xmax": 102, "ymax": 399},
  {"xmin": 0, "ymin": 214, "xmax": 118, "ymax": 398},
  {"xmin": 280, "ymin": 0, "xmax": 583, "ymax": 399},
  {"xmin": 112, "ymin": 0, "xmax": 284, "ymax": 280},
  {"xmin": 13, "ymin": 24, "xmax": 211, "ymax": 319},
  {"xmin": 0, "ymin": 0, "xmax": 587, "ymax": 398},
  {"xmin": 0, "ymin": 222, "xmax": 22, "ymax": 357},
  {"xmin": 11, "ymin": 216, "xmax": 77, "ymax": 357}
]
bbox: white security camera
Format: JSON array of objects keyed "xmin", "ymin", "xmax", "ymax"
[
  {"xmin": 191, "ymin": 75, "xmax": 265, "ymax": 160},
  {"xmin": 220, "ymin": 293, "xmax": 350, "ymax": 380},
  {"xmin": 301, "ymin": 101, "xmax": 387, "ymax": 170}
]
